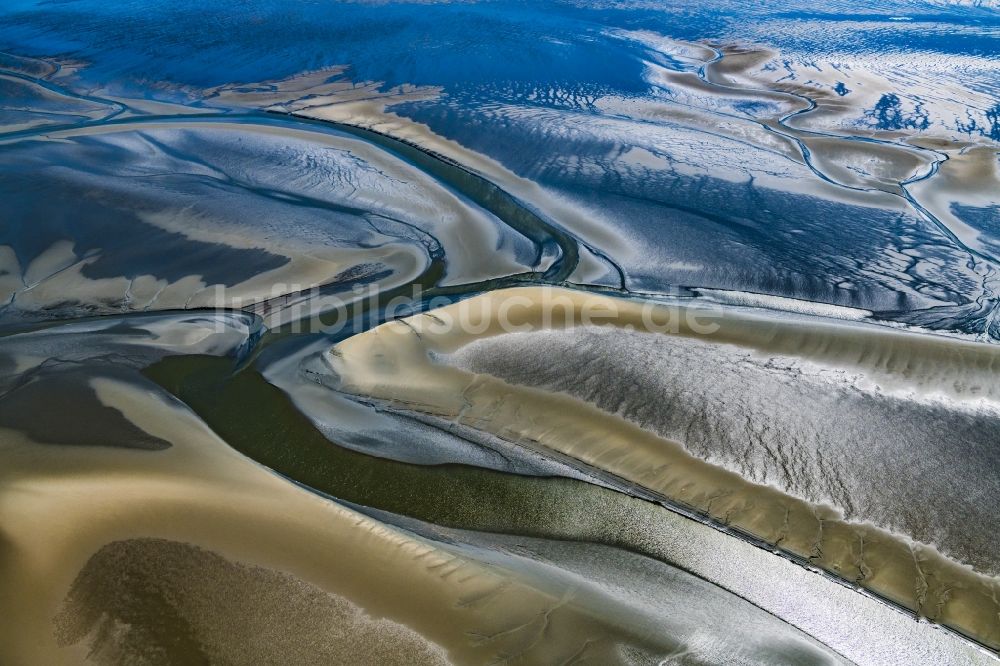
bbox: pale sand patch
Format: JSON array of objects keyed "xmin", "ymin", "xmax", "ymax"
[{"xmin": 907, "ymin": 144, "xmax": 1000, "ymax": 251}]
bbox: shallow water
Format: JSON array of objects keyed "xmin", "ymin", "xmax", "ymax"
[{"xmin": 0, "ymin": 1, "xmax": 998, "ymax": 664}]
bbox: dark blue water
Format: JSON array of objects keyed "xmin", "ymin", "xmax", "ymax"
[{"xmin": 1, "ymin": 0, "xmax": 998, "ymax": 335}]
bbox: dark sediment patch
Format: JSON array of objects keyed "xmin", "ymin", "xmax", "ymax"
[
  {"xmin": 54, "ymin": 538, "xmax": 449, "ymax": 666},
  {"xmin": 0, "ymin": 366, "xmax": 170, "ymax": 450}
]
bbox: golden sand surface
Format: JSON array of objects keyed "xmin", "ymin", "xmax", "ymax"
[
  {"xmin": 0, "ymin": 375, "xmax": 692, "ymax": 665},
  {"xmin": 327, "ymin": 286, "xmax": 1000, "ymax": 650}
]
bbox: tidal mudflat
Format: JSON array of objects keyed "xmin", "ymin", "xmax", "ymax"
[{"xmin": 1, "ymin": 1, "xmax": 999, "ymax": 664}]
